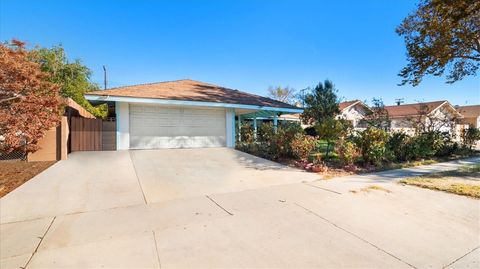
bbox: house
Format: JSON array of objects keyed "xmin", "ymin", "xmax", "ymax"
[
  {"xmin": 274, "ymin": 100, "xmax": 371, "ymax": 130},
  {"xmin": 337, "ymin": 100, "xmax": 371, "ymax": 130},
  {"xmin": 457, "ymin": 105, "xmax": 480, "ymax": 128},
  {"xmin": 385, "ymin": 100, "xmax": 463, "ymax": 136},
  {"xmin": 84, "ymin": 79, "xmax": 302, "ymax": 150}
]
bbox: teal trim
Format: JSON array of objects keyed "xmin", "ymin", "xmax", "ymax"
[
  {"xmin": 232, "ymin": 108, "xmax": 236, "ymax": 148},
  {"xmin": 114, "ymin": 101, "xmax": 120, "ymax": 149},
  {"xmin": 84, "ymin": 94, "xmax": 303, "ymax": 113}
]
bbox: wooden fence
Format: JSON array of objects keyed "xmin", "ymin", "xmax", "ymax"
[{"xmin": 70, "ymin": 117, "xmax": 116, "ymax": 151}]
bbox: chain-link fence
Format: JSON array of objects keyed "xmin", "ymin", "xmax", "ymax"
[
  {"xmin": 0, "ymin": 150, "xmax": 26, "ymax": 161},
  {"xmin": 0, "ymin": 136, "xmax": 27, "ymax": 161}
]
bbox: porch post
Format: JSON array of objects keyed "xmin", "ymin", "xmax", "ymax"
[
  {"xmin": 238, "ymin": 115, "xmax": 242, "ymax": 142},
  {"xmin": 273, "ymin": 113, "xmax": 278, "ymax": 133},
  {"xmin": 253, "ymin": 114, "xmax": 257, "ymax": 141}
]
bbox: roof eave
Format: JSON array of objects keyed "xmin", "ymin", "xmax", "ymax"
[{"xmin": 84, "ymin": 94, "xmax": 303, "ymax": 113}]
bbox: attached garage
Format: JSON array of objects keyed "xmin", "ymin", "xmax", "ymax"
[
  {"xmin": 129, "ymin": 104, "xmax": 226, "ymax": 149},
  {"xmin": 84, "ymin": 79, "xmax": 303, "ymax": 150}
]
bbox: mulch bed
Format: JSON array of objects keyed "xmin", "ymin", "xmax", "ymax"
[{"xmin": 0, "ymin": 161, "xmax": 56, "ymax": 198}]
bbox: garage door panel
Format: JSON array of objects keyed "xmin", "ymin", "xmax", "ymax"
[{"xmin": 129, "ymin": 104, "xmax": 226, "ymax": 149}]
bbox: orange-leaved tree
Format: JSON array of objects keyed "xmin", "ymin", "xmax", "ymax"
[{"xmin": 0, "ymin": 40, "xmax": 62, "ymax": 153}]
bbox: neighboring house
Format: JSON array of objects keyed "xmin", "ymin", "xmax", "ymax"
[
  {"xmin": 457, "ymin": 105, "xmax": 480, "ymax": 128},
  {"xmin": 84, "ymin": 79, "xmax": 302, "ymax": 150},
  {"xmin": 385, "ymin": 100, "xmax": 463, "ymax": 136},
  {"xmin": 337, "ymin": 100, "xmax": 371, "ymax": 130},
  {"xmin": 275, "ymin": 100, "xmax": 371, "ymax": 130}
]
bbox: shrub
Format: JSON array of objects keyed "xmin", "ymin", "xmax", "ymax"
[
  {"xmin": 236, "ymin": 121, "xmax": 303, "ymax": 160},
  {"xmin": 354, "ymin": 128, "xmax": 389, "ymax": 166},
  {"xmin": 461, "ymin": 127, "xmax": 480, "ymax": 149},
  {"xmin": 386, "ymin": 132, "xmax": 409, "ymax": 161},
  {"xmin": 336, "ymin": 138, "xmax": 359, "ymax": 165},
  {"xmin": 291, "ymin": 133, "xmax": 317, "ymax": 161},
  {"xmin": 238, "ymin": 122, "xmax": 255, "ymax": 143},
  {"xmin": 275, "ymin": 122, "xmax": 304, "ymax": 158},
  {"xmin": 315, "ymin": 118, "xmax": 351, "ymax": 158},
  {"xmin": 413, "ymin": 131, "xmax": 445, "ymax": 159}
]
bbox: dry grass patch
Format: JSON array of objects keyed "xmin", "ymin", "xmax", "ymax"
[
  {"xmin": 350, "ymin": 185, "xmax": 392, "ymax": 194},
  {"xmin": 400, "ymin": 164, "xmax": 480, "ymax": 199},
  {"xmin": 0, "ymin": 161, "xmax": 56, "ymax": 197}
]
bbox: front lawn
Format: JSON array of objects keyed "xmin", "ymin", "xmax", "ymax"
[
  {"xmin": 0, "ymin": 161, "xmax": 56, "ymax": 197},
  {"xmin": 399, "ymin": 164, "xmax": 480, "ymax": 198}
]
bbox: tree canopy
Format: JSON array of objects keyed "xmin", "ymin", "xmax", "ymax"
[
  {"xmin": 266, "ymin": 86, "xmax": 297, "ymax": 104},
  {"xmin": 396, "ymin": 0, "xmax": 480, "ymax": 85},
  {"xmin": 300, "ymin": 80, "xmax": 340, "ymax": 125},
  {"xmin": 365, "ymin": 98, "xmax": 391, "ymax": 131},
  {"xmin": 0, "ymin": 40, "xmax": 61, "ymax": 153},
  {"xmin": 30, "ymin": 45, "xmax": 107, "ymax": 118}
]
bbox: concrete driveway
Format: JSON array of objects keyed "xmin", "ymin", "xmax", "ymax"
[{"xmin": 1, "ymin": 149, "xmax": 479, "ymax": 268}]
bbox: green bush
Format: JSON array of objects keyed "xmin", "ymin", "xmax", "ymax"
[
  {"xmin": 387, "ymin": 132, "xmax": 409, "ymax": 161},
  {"xmin": 336, "ymin": 138, "xmax": 358, "ymax": 165},
  {"xmin": 236, "ymin": 121, "xmax": 303, "ymax": 160},
  {"xmin": 354, "ymin": 128, "xmax": 389, "ymax": 166},
  {"xmin": 461, "ymin": 127, "xmax": 480, "ymax": 149},
  {"xmin": 411, "ymin": 131, "xmax": 445, "ymax": 159},
  {"xmin": 238, "ymin": 122, "xmax": 255, "ymax": 143},
  {"xmin": 291, "ymin": 133, "xmax": 317, "ymax": 161}
]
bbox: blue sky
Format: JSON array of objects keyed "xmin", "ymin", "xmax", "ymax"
[{"xmin": 1, "ymin": 0, "xmax": 478, "ymax": 106}]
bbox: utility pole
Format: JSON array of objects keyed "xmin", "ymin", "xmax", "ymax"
[{"xmin": 103, "ymin": 65, "xmax": 107, "ymax": 90}]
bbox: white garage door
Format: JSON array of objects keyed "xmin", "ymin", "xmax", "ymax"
[{"xmin": 129, "ymin": 104, "xmax": 226, "ymax": 149}]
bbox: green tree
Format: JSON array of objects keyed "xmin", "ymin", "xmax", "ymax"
[
  {"xmin": 365, "ymin": 98, "xmax": 391, "ymax": 131},
  {"xmin": 396, "ymin": 0, "xmax": 480, "ymax": 86},
  {"xmin": 315, "ymin": 118, "xmax": 351, "ymax": 158},
  {"xmin": 267, "ymin": 86, "xmax": 297, "ymax": 104},
  {"xmin": 30, "ymin": 45, "xmax": 107, "ymax": 118},
  {"xmin": 300, "ymin": 80, "xmax": 340, "ymax": 125}
]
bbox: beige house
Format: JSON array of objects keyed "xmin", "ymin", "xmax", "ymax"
[
  {"xmin": 278, "ymin": 100, "xmax": 371, "ymax": 130},
  {"xmin": 385, "ymin": 100, "xmax": 463, "ymax": 137},
  {"xmin": 337, "ymin": 100, "xmax": 371, "ymax": 130},
  {"xmin": 457, "ymin": 105, "xmax": 480, "ymax": 128}
]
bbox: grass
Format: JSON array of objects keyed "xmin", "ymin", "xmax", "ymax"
[
  {"xmin": 350, "ymin": 185, "xmax": 392, "ymax": 194},
  {"xmin": 399, "ymin": 164, "xmax": 480, "ymax": 199}
]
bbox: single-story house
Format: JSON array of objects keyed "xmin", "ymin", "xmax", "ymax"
[
  {"xmin": 277, "ymin": 100, "xmax": 371, "ymax": 130},
  {"xmin": 385, "ymin": 100, "xmax": 463, "ymax": 136},
  {"xmin": 337, "ymin": 100, "xmax": 371, "ymax": 130},
  {"xmin": 84, "ymin": 79, "xmax": 302, "ymax": 150},
  {"xmin": 457, "ymin": 105, "xmax": 480, "ymax": 128}
]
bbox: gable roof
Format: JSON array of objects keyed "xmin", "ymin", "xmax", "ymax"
[
  {"xmin": 384, "ymin": 100, "xmax": 461, "ymax": 118},
  {"xmin": 457, "ymin": 105, "xmax": 480, "ymax": 118},
  {"xmin": 339, "ymin": 100, "xmax": 371, "ymax": 112},
  {"xmin": 85, "ymin": 79, "xmax": 298, "ymax": 109},
  {"xmin": 339, "ymin": 100, "xmax": 359, "ymax": 111}
]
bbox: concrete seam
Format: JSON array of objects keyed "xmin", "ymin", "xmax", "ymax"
[
  {"xmin": 206, "ymin": 195, "xmax": 233, "ymax": 216},
  {"xmin": 152, "ymin": 231, "xmax": 162, "ymax": 269},
  {"xmin": 129, "ymin": 151, "xmax": 148, "ymax": 205},
  {"xmin": 294, "ymin": 203, "xmax": 418, "ymax": 269},
  {"xmin": 443, "ymin": 245, "xmax": 479, "ymax": 268},
  {"xmin": 23, "ymin": 216, "xmax": 56, "ymax": 269},
  {"xmin": 303, "ymin": 182, "xmax": 342, "ymax": 194}
]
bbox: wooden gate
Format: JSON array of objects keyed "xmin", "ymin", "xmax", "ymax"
[{"xmin": 70, "ymin": 117, "xmax": 116, "ymax": 151}]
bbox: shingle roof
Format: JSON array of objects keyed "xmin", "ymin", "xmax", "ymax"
[
  {"xmin": 86, "ymin": 79, "xmax": 298, "ymax": 109},
  {"xmin": 339, "ymin": 100, "xmax": 360, "ymax": 111},
  {"xmin": 457, "ymin": 105, "xmax": 480, "ymax": 118},
  {"xmin": 384, "ymin": 100, "xmax": 447, "ymax": 118}
]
